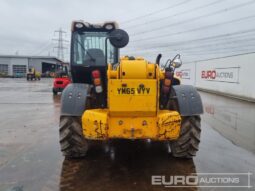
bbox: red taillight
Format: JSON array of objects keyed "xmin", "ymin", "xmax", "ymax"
[
  {"xmin": 92, "ymin": 70, "xmax": 100, "ymax": 78},
  {"xmin": 91, "ymin": 70, "xmax": 103, "ymax": 93}
]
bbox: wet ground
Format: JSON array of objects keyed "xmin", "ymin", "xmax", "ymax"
[{"xmin": 0, "ymin": 78, "xmax": 254, "ymax": 191}]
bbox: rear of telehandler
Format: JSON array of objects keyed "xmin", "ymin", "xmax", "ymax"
[
  {"xmin": 59, "ymin": 21, "xmax": 203, "ymax": 158},
  {"xmin": 27, "ymin": 67, "xmax": 41, "ymax": 81}
]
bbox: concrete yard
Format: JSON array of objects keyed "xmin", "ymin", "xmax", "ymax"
[{"xmin": 0, "ymin": 78, "xmax": 254, "ymax": 191}]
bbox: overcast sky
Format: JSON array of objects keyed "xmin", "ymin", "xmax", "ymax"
[{"xmin": 0, "ymin": 0, "xmax": 255, "ymax": 63}]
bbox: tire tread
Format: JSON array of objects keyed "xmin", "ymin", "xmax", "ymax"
[
  {"xmin": 59, "ymin": 116, "xmax": 88, "ymax": 158},
  {"xmin": 170, "ymin": 116, "xmax": 201, "ymax": 158}
]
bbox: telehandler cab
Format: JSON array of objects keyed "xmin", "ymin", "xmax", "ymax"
[{"xmin": 59, "ymin": 21, "xmax": 203, "ymax": 158}]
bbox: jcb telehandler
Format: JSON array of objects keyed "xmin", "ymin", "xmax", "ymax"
[
  {"xmin": 27, "ymin": 67, "xmax": 41, "ymax": 81},
  {"xmin": 59, "ymin": 21, "xmax": 203, "ymax": 158}
]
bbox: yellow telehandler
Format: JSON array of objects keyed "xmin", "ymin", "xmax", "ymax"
[
  {"xmin": 59, "ymin": 21, "xmax": 203, "ymax": 158},
  {"xmin": 27, "ymin": 67, "xmax": 41, "ymax": 81}
]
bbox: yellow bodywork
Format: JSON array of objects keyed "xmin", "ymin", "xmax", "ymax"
[
  {"xmin": 82, "ymin": 57, "xmax": 181, "ymax": 140},
  {"xmin": 108, "ymin": 79, "xmax": 157, "ymax": 116},
  {"xmin": 82, "ymin": 109, "xmax": 180, "ymax": 140},
  {"xmin": 35, "ymin": 71, "xmax": 41, "ymax": 78}
]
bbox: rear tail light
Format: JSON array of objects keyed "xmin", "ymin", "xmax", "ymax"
[
  {"xmin": 92, "ymin": 70, "xmax": 103, "ymax": 93},
  {"xmin": 94, "ymin": 78, "xmax": 101, "ymax": 86},
  {"xmin": 92, "ymin": 70, "xmax": 100, "ymax": 78},
  {"xmin": 162, "ymin": 70, "xmax": 173, "ymax": 94},
  {"xmin": 164, "ymin": 79, "xmax": 171, "ymax": 86}
]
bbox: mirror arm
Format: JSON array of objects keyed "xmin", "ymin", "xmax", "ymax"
[
  {"xmin": 173, "ymin": 54, "xmax": 180, "ymax": 61},
  {"xmin": 163, "ymin": 59, "xmax": 171, "ymax": 69}
]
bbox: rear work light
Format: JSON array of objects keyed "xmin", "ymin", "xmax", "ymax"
[{"xmin": 95, "ymin": 86, "xmax": 103, "ymax": 93}]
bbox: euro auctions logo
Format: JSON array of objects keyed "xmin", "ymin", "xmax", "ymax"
[
  {"xmin": 151, "ymin": 173, "xmax": 253, "ymax": 188},
  {"xmin": 201, "ymin": 70, "xmax": 217, "ymax": 79},
  {"xmin": 201, "ymin": 67, "xmax": 240, "ymax": 83},
  {"xmin": 175, "ymin": 69, "xmax": 191, "ymax": 79}
]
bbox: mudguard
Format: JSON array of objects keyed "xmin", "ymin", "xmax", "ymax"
[
  {"xmin": 61, "ymin": 83, "xmax": 89, "ymax": 116},
  {"xmin": 172, "ymin": 85, "xmax": 203, "ymax": 116}
]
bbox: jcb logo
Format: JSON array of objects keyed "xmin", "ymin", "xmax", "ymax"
[{"xmin": 117, "ymin": 87, "xmax": 150, "ymax": 95}]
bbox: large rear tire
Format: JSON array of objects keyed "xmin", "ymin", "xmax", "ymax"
[
  {"xmin": 170, "ymin": 116, "xmax": 201, "ymax": 158},
  {"xmin": 59, "ymin": 116, "xmax": 88, "ymax": 158}
]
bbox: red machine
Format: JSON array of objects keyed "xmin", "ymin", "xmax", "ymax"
[{"xmin": 53, "ymin": 71, "xmax": 71, "ymax": 95}]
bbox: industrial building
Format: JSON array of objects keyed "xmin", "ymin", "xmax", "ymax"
[{"xmin": 0, "ymin": 55, "xmax": 63, "ymax": 77}]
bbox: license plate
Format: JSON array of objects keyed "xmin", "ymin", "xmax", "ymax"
[{"xmin": 116, "ymin": 87, "xmax": 151, "ymax": 95}]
